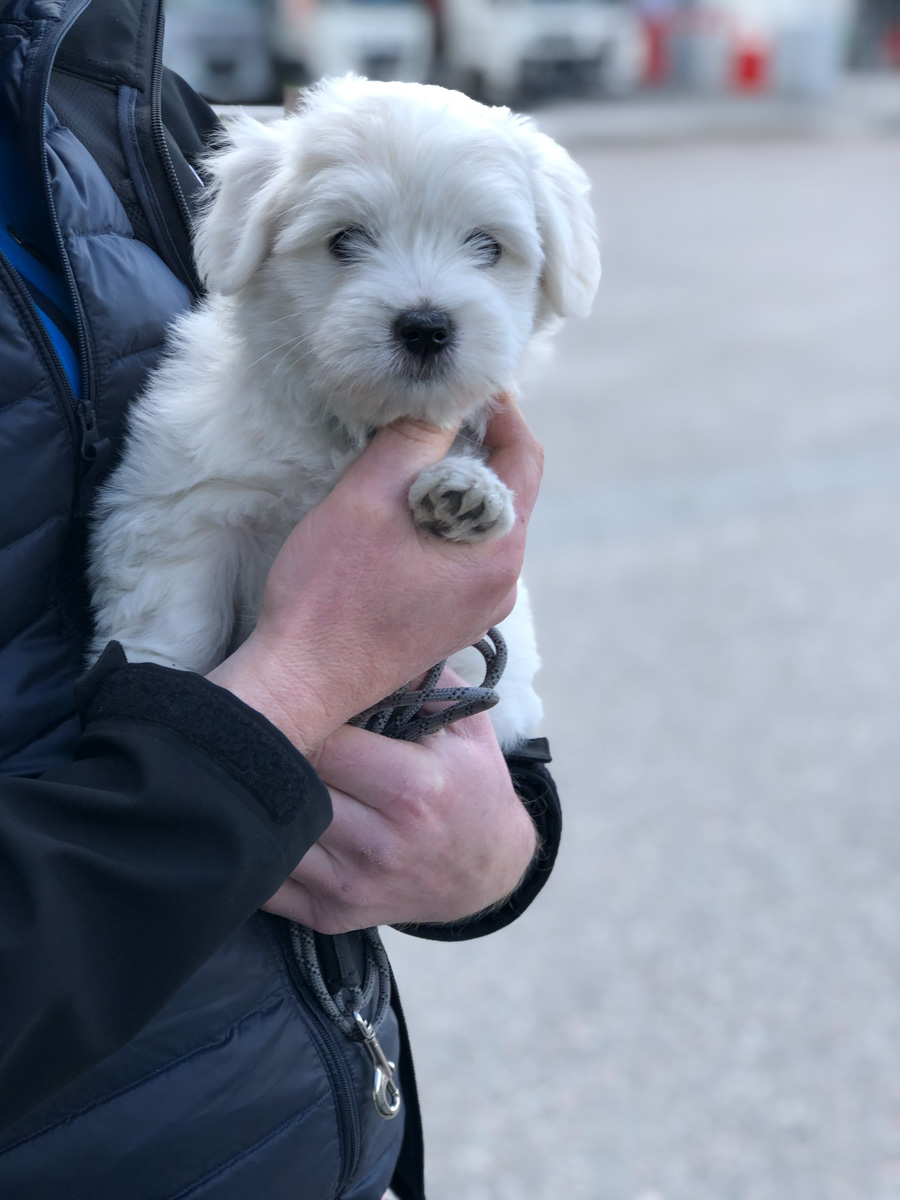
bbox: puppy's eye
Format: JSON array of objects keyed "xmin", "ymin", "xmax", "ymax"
[
  {"xmin": 328, "ymin": 226, "xmax": 372, "ymax": 264},
  {"xmin": 465, "ymin": 230, "xmax": 502, "ymax": 267}
]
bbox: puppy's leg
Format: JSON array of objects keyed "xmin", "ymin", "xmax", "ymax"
[
  {"xmin": 90, "ymin": 497, "xmax": 244, "ymax": 672},
  {"xmin": 448, "ymin": 581, "xmax": 542, "ymax": 752},
  {"xmin": 408, "ymin": 455, "xmax": 515, "ymax": 544}
]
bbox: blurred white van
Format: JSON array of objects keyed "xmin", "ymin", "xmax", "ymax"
[
  {"xmin": 164, "ymin": 0, "xmax": 278, "ymax": 103},
  {"xmin": 436, "ymin": 0, "xmax": 646, "ymax": 102},
  {"xmin": 271, "ymin": 0, "xmax": 434, "ymax": 84}
]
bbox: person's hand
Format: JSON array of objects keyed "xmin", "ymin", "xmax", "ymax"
[
  {"xmin": 262, "ymin": 688, "xmax": 537, "ymax": 932},
  {"xmin": 208, "ymin": 392, "xmax": 542, "ymax": 757}
]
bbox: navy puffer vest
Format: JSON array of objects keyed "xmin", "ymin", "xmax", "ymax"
[{"xmin": 0, "ymin": 2, "xmax": 414, "ymax": 1195}]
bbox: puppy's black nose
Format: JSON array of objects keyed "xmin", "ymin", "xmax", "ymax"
[{"xmin": 393, "ymin": 310, "xmax": 453, "ymax": 359}]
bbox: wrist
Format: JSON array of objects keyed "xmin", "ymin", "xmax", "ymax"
[{"xmin": 206, "ymin": 632, "xmax": 337, "ymax": 762}]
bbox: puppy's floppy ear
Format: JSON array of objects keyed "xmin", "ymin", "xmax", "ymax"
[
  {"xmin": 521, "ymin": 126, "xmax": 600, "ymax": 319},
  {"xmin": 194, "ymin": 116, "xmax": 291, "ymax": 295}
]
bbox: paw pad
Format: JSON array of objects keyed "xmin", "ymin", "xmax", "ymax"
[{"xmin": 409, "ymin": 460, "xmax": 515, "ymax": 543}]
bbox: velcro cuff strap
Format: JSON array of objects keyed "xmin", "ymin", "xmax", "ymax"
[
  {"xmin": 76, "ymin": 642, "xmax": 327, "ymax": 826},
  {"xmin": 506, "ymin": 735, "xmax": 552, "ymax": 764}
]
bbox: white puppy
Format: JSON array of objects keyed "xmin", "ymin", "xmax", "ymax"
[{"xmin": 89, "ymin": 76, "xmax": 600, "ymax": 750}]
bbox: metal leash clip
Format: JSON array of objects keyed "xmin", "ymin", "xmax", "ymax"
[{"xmin": 353, "ymin": 1010, "xmax": 401, "ymax": 1119}]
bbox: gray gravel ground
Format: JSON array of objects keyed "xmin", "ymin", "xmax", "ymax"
[{"xmin": 382, "ymin": 119, "xmax": 900, "ymax": 1199}]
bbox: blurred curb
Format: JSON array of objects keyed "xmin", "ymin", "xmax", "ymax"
[{"xmin": 530, "ymin": 75, "xmax": 900, "ymax": 149}]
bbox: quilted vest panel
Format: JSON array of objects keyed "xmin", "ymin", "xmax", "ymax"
[
  {"xmin": 0, "ymin": 915, "xmax": 403, "ymax": 1200},
  {"xmin": 0, "ymin": 3, "xmax": 193, "ymax": 775}
]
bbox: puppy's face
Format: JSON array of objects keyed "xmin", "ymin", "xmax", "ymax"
[{"xmin": 196, "ymin": 79, "xmax": 600, "ymax": 430}]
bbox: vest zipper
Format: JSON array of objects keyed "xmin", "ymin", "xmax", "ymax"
[
  {"xmin": 149, "ymin": 4, "xmax": 197, "ymax": 288},
  {"xmin": 274, "ymin": 921, "xmax": 363, "ymax": 1194},
  {"xmin": 0, "ymin": 249, "xmax": 104, "ymax": 515},
  {"xmin": 115, "ymin": 4, "xmax": 199, "ymax": 292},
  {"xmin": 26, "ymin": 0, "xmax": 108, "ymax": 513},
  {"xmin": 0, "ymin": 254, "xmax": 82, "ymax": 470}
]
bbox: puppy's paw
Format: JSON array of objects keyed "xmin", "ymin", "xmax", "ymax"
[{"xmin": 409, "ymin": 458, "xmax": 515, "ymax": 543}]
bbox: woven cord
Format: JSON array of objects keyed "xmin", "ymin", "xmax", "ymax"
[
  {"xmin": 290, "ymin": 924, "xmax": 393, "ymax": 1039},
  {"xmin": 290, "ymin": 628, "xmax": 508, "ymax": 1039},
  {"xmin": 348, "ymin": 626, "xmax": 507, "ymax": 740}
]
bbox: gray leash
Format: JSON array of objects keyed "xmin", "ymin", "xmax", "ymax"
[
  {"xmin": 290, "ymin": 924, "xmax": 401, "ymax": 1118},
  {"xmin": 290, "ymin": 628, "xmax": 508, "ymax": 1119},
  {"xmin": 348, "ymin": 626, "xmax": 507, "ymax": 740}
]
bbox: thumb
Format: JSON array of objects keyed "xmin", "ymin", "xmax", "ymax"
[{"xmin": 349, "ymin": 417, "xmax": 459, "ymax": 498}]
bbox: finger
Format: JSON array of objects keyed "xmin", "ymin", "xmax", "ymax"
[
  {"xmin": 432, "ymin": 664, "xmax": 467, "ymax": 687},
  {"xmin": 314, "ymin": 724, "xmax": 435, "ymax": 813},
  {"xmin": 482, "ymin": 393, "xmax": 543, "ymax": 523},
  {"xmin": 286, "ymin": 837, "xmax": 342, "ymax": 886},
  {"xmin": 261, "ymin": 843, "xmax": 337, "ymax": 926},
  {"xmin": 349, "ymin": 416, "xmax": 461, "ymax": 500},
  {"xmin": 263, "ymin": 866, "xmax": 357, "ymax": 933},
  {"xmin": 261, "ymin": 876, "xmax": 313, "ymax": 924}
]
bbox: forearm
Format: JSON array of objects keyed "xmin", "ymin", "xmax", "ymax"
[{"xmin": 0, "ymin": 644, "xmax": 331, "ymax": 1130}]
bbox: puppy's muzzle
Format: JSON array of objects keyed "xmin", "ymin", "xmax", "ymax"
[{"xmin": 392, "ymin": 309, "xmax": 454, "ymax": 361}]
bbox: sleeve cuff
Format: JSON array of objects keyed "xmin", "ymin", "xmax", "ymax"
[{"xmin": 76, "ymin": 642, "xmax": 330, "ymax": 828}]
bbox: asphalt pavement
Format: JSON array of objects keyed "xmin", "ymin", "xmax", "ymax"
[{"xmin": 382, "ymin": 82, "xmax": 900, "ymax": 1200}]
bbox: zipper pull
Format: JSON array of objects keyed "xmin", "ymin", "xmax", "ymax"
[
  {"xmin": 352, "ymin": 1010, "xmax": 401, "ymax": 1120},
  {"xmin": 77, "ymin": 405, "xmax": 109, "ymax": 513}
]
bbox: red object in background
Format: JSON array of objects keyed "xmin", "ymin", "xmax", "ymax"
[
  {"xmin": 732, "ymin": 38, "xmax": 769, "ymax": 91},
  {"xmin": 642, "ymin": 17, "xmax": 668, "ymax": 85},
  {"xmin": 885, "ymin": 26, "xmax": 900, "ymax": 68}
]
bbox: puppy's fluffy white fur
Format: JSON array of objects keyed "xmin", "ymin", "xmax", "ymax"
[{"xmin": 89, "ymin": 76, "xmax": 600, "ymax": 750}]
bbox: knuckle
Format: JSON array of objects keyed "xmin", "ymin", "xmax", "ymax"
[
  {"xmin": 393, "ymin": 755, "xmax": 447, "ymax": 813},
  {"xmin": 395, "ymin": 782, "xmax": 442, "ymax": 831},
  {"xmin": 492, "ymin": 587, "xmax": 517, "ymax": 625},
  {"xmin": 529, "ymin": 437, "xmax": 545, "ymax": 478},
  {"xmin": 488, "ymin": 550, "xmax": 522, "ymax": 596}
]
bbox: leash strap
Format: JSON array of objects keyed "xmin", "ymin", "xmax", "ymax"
[
  {"xmin": 291, "ymin": 628, "xmax": 509, "ymax": 1119},
  {"xmin": 348, "ymin": 626, "xmax": 506, "ymax": 739}
]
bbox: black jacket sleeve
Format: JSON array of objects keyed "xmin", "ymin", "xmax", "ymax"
[
  {"xmin": 395, "ymin": 737, "xmax": 562, "ymax": 942},
  {"xmin": 0, "ymin": 644, "xmax": 332, "ymax": 1131}
]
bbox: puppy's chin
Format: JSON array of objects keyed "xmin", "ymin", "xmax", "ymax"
[{"xmin": 320, "ymin": 367, "xmax": 496, "ymax": 433}]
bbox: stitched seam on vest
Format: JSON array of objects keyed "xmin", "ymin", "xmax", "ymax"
[
  {"xmin": 0, "ymin": 389, "xmax": 51, "ymax": 415},
  {"xmin": 67, "ymin": 228, "xmax": 133, "ymax": 240},
  {"xmin": 0, "ymin": 995, "xmax": 285, "ymax": 1155},
  {"xmin": 163, "ymin": 1093, "xmax": 332, "ymax": 1200},
  {"xmin": 0, "ymin": 514, "xmax": 64, "ymax": 558},
  {"xmin": 0, "ymin": 265, "xmax": 75, "ymax": 453},
  {"xmin": 102, "ymin": 343, "xmax": 163, "ymax": 370}
]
